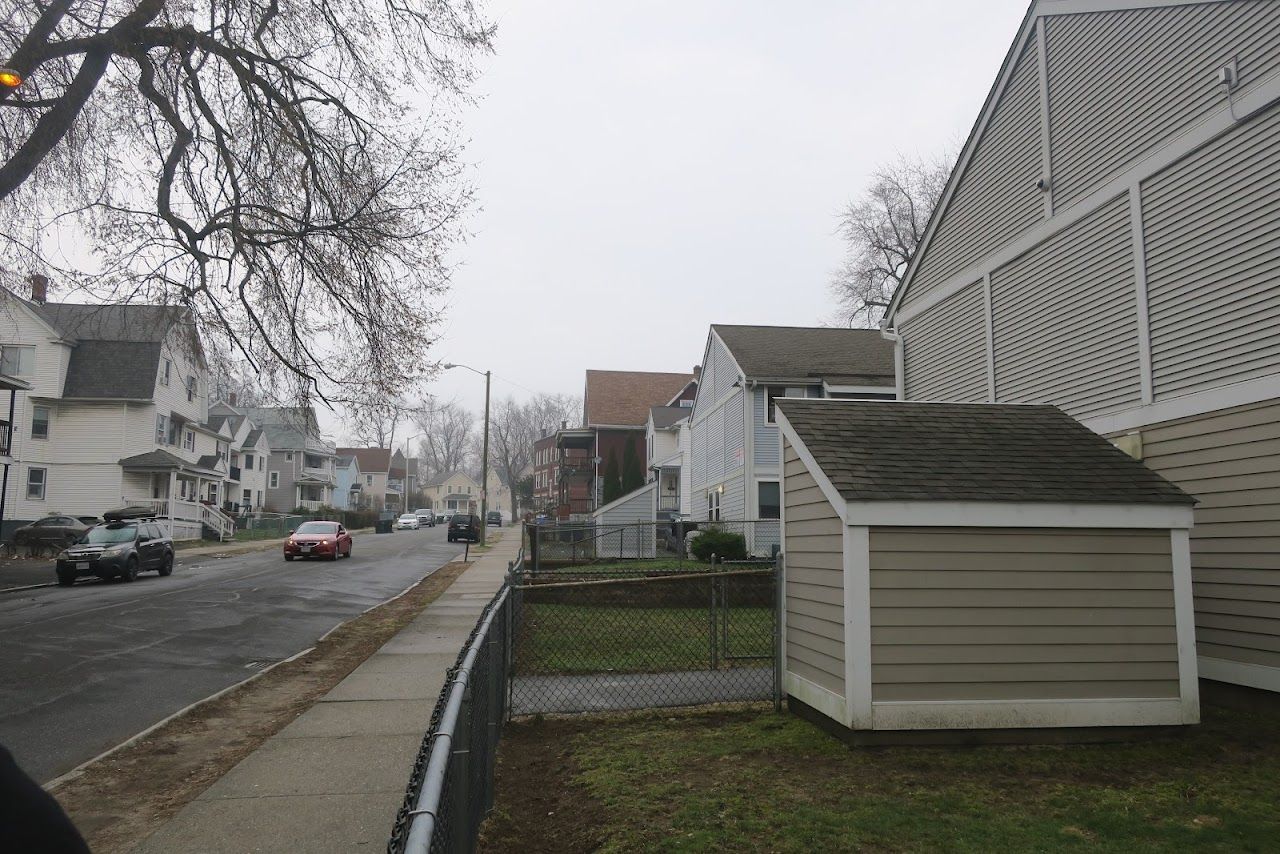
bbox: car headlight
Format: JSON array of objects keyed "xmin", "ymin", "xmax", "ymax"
[{"xmin": 56, "ymin": 549, "xmax": 69, "ymax": 560}]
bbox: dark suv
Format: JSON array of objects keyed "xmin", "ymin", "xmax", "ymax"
[
  {"xmin": 447, "ymin": 513, "xmax": 481, "ymax": 543},
  {"xmin": 55, "ymin": 519, "xmax": 174, "ymax": 585}
]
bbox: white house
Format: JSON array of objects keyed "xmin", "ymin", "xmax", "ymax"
[
  {"xmin": 645, "ymin": 405, "xmax": 691, "ymax": 519},
  {"xmin": 208, "ymin": 401, "xmax": 273, "ymax": 515}
]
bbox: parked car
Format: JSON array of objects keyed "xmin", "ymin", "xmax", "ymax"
[
  {"xmin": 395, "ymin": 513, "xmax": 421, "ymax": 530},
  {"xmin": 55, "ymin": 518, "xmax": 173, "ymax": 585},
  {"xmin": 284, "ymin": 520, "xmax": 353, "ymax": 561},
  {"xmin": 486, "ymin": 510, "xmax": 502, "ymax": 527},
  {"xmin": 414, "ymin": 508, "xmax": 436, "ymax": 527},
  {"xmin": 448, "ymin": 513, "xmax": 481, "ymax": 543},
  {"xmin": 14, "ymin": 515, "xmax": 91, "ymax": 549},
  {"xmin": 435, "ymin": 511, "xmax": 448, "ymax": 523}
]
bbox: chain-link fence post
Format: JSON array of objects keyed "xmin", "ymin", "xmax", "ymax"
[
  {"xmin": 774, "ymin": 551, "xmax": 784, "ymax": 713},
  {"xmin": 708, "ymin": 553, "xmax": 719, "ymax": 671},
  {"xmin": 451, "ymin": 676, "xmax": 473, "ymax": 854}
]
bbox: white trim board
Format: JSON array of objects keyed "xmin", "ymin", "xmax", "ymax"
[
  {"xmin": 1083, "ymin": 374, "xmax": 1280, "ymax": 435},
  {"xmin": 1169, "ymin": 529, "xmax": 1201, "ymax": 722},
  {"xmin": 872, "ymin": 697, "xmax": 1188, "ymax": 731},
  {"xmin": 845, "ymin": 501, "xmax": 1193, "ymax": 530},
  {"xmin": 784, "ymin": 671, "xmax": 847, "ymax": 725},
  {"xmin": 843, "ymin": 524, "xmax": 873, "ymax": 729},
  {"xmin": 1199, "ymin": 656, "xmax": 1280, "ymax": 694}
]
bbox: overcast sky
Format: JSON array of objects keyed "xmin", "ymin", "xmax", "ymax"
[{"xmin": 333, "ymin": 0, "xmax": 1029, "ymax": 438}]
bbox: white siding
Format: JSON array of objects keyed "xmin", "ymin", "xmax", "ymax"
[
  {"xmin": 1045, "ymin": 1, "xmax": 1280, "ymax": 211},
  {"xmin": 690, "ymin": 417, "xmax": 708, "ymax": 492},
  {"xmin": 722, "ymin": 391, "xmax": 744, "ymax": 474},
  {"xmin": 752, "ymin": 388, "xmax": 778, "ymax": 469},
  {"xmin": 720, "ymin": 472, "xmax": 746, "ymax": 521},
  {"xmin": 705, "ymin": 399, "xmax": 726, "ymax": 485},
  {"xmin": 900, "ymin": 282, "xmax": 988, "ymax": 402},
  {"xmin": 1142, "ymin": 105, "xmax": 1280, "ymax": 400},
  {"xmin": 990, "ymin": 194, "xmax": 1142, "ymax": 418},
  {"xmin": 592, "ymin": 482, "xmax": 656, "ymax": 558},
  {"xmin": 707, "ymin": 334, "xmax": 738, "ymax": 402},
  {"xmin": 909, "ymin": 38, "xmax": 1044, "ymax": 298}
]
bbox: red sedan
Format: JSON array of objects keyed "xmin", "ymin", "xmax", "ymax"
[{"xmin": 284, "ymin": 521, "xmax": 353, "ymax": 561}]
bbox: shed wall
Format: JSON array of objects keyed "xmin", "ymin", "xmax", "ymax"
[{"xmin": 867, "ymin": 527, "xmax": 1179, "ymax": 702}]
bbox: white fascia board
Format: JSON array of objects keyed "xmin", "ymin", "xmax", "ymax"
[
  {"xmin": 773, "ymin": 409, "xmax": 848, "ymax": 523},
  {"xmin": 784, "ymin": 672, "xmax": 848, "ymax": 725},
  {"xmin": 845, "ymin": 501, "xmax": 1193, "ymax": 529},
  {"xmin": 1038, "ymin": 0, "xmax": 1235, "ymax": 14},
  {"xmin": 1198, "ymin": 656, "xmax": 1280, "ymax": 694},
  {"xmin": 822, "ymin": 382, "xmax": 897, "ymax": 395},
  {"xmin": 1082, "ymin": 374, "xmax": 1280, "ymax": 435},
  {"xmin": 844, "ymin": 525, "xmax": 873, "ymax": 729},
  {"xmin": 872, "ymin": 697, "xmax": 1187, "ymax": 731},
  {"xmin": 1170, "ymin": 529, "xmax": 1201, "ymax": 722},
  {"xmin": 709, "ymin": 327, "xmax": 748, "ymax": 386}
]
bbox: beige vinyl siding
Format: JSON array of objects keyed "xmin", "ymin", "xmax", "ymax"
[
  {"xmin": 868, "ymin": 527, "xmax": 1179, "ymax": 702},
  {"xmin": 783, "ymin": 440, "xmax": 844, "ymax": 696},
  {"xmin": 990, "ymin": 194, "xmax": 1142, "ymax": 418},
  {"xmin": 1138, "ymin": 399, "xmax": 1280, "ymax": 673},
  {"xmin": 909, "ymin": 40, "xmax": 1044, "ymax": 298},
  {"xmin": 900, "ymin": 281, "xmax": 988, "ymax": 402},
  {"xmin": 1142, "ymin": 104, "xmax": 1280, "ymax": 399},
  {"xmin": 1045, "ymin": 1, "xmax": 1280, "ymax": 211}
]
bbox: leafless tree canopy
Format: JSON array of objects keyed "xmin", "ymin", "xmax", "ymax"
[
  {"xmin": 0, "ymin": 0, "xmax": 494, "ymax": 404},
  {"xmin": 486, "ymin": 392, "xmax": 578, "ymax": 520},
  {"xmin": 829, "ymin": 152, "xmax": 953, "ymax": 328},
  {"xmin": 414, "ymin": 399, "xmax": 474, "ymax": 480},
  {"xmin": 344, "ymin": 396, "xmax": 412, "ymax": 448}
]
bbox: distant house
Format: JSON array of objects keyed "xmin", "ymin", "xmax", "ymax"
[
  {"xmin": 687, "ymin": 325, "xmax": 895, "ymax": 555},
  {"xmin": 423, "ymin": 470, "xmax": 480, "ymax": 515},
  {"xmin": 0, "ymin": 278, "xmax": 237, "ymax": 540},
  {"xmin": 531, "ymin": 432, "xmax": 558, "ymax": 514},
  {"xmin": 556, "ymin": 369, "xmax": 697, "ymax": 519},
  {"xmin": 242, "ymin": 406, "xmax": 336, "ymax": 511},
  {"xmin": 333, "ymin": 454, "xmax": 362, "ymax": 510},
  {"xmin": 646, "ymin": 405, "xmax": 691, "ymax": 519},
  {"xmin": 336, "ymin": 447, "xmax": 407, "ymax": 511},
  {"xmin": 880, "ymin": 0, "xmax": 1280, "ymax": 699},
  {"xmin": 207, "ymin": 401, "xmax": 273, "ymax": 515}
]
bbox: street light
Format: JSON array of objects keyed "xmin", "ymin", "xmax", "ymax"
[
  {"xmin": 402, "ymin": 432, "xmax": 423, "ymax": 512},
  {"xmin": 443, "ymin": 363, "xmax": 491, "ymax": 546}
]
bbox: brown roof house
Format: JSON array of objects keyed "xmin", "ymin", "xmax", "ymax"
[
  {"xmin": 336, "ymin": 447, "xmax": 407, "ymax": 511},
  {"xmin": 556, "ymin": 369, "xmax": 697, "ymax": 520},
  {"xmin": 775, "ymin": 398, "xmax": 1198, "ymax": 741}
]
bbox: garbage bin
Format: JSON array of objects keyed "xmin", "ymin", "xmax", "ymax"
[{"xmin": 376, "ymin": 512, "xmax": 395, "ymax": 534}]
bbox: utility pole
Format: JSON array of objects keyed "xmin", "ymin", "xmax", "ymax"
[{"xmin": 480, "ymin": 370, "xmax": 491, "ymax": 546}]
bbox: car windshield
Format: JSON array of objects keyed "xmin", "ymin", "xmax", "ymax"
[
  {"xmin": 80, "ymin": 524, "xmax": 137, "ymax": 544},
  {"xmin": 295, "ymin": 522, "xmax": 337, "ymax": 534},
  {"xmin": 398, "ymin": 515, "xmax": 417, "ymax": 521}
]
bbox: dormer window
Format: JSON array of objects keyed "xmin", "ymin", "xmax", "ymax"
[{"xmin": 161, "ymin": 359, "xmax": 172, "ymax": 386}]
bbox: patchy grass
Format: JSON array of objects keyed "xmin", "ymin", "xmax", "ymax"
[
  {"xmin": 481, "ymin": 704, "xmax": 1280, "ymax": 853},
  {"xmin": 514, "ymin": 603, "xmax": 772, "ymax": 674}
]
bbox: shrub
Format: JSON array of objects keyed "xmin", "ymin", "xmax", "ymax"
[{"xmin": 689, "ymin": 526, "xmax": 748, "ymax": 562}]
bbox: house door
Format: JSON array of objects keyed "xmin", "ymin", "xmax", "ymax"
[{"xmin": 208, "ymin": 483, "xmax": 218, "ymax": 505}]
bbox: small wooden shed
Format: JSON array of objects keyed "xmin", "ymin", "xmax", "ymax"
[{"xmin": 774, "ymin": 399, "xmax": 1199, "ymax": 738}]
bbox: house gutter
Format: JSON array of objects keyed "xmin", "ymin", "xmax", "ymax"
[{"xmin": 879, "ymin": 328, "xmax": 905, "ymax": 401}]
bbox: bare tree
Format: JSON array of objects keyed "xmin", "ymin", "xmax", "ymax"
[
  {"xmin": 0, "ymin": 0, "xmax": 494, "ymax": 405},
  {"xmin": 486, "ymin": 393, "xmax": 580, "ymax": 522},
  {"xmin": 829, "ymin": 152, "xmax": 954, "ymax": 328},
  {"xmin": 414, "ymin": 400, "xmax": 475, "ymax": 479},
  {"xmin": 344, "ymin": 397, "xmax": 413, "ymax": 448}
]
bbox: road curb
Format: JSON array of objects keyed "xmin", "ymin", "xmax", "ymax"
[{"xmin": 0, "ymin": 581, "xmax": 58, "ymax": 594}]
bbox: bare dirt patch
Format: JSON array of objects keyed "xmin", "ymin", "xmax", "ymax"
[{"xmin": 51, "ymin": 559, "xmax": 471, "ymax": 854}]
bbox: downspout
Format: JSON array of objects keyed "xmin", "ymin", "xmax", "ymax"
[{"xmin": 880, "ymin": 327, "xmax": 904, "ymax": 401}]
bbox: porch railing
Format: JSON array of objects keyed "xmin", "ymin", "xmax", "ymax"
[
  {"xmin": 121, "ymin": 497, "xmax": 236, "ymax": 541},
  {"xmin": 299, "ymin": 498, "xmax": 326, "ymax": 511}
]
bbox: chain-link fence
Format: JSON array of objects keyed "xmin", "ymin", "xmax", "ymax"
[
  {"xmin": 388, "ymin": 567, "xmax": 514, "ymax": 854},
  {"xmin": 508, "ymin": 557, "xmax": 780, "ymax": 715},
  {"xmin": 526, "ymin": 519, "xmax": 782, "ymax": 573}
]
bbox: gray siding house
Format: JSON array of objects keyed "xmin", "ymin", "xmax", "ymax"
[
  {"xmin": 882, "ymin": 0, "xmax": 1280, "ymax": 697},
  {"xmin": 688, "ymin": 325, "xmax": 896, "ymax": 554},
  {"xmin": 236, "ymin": 406, "xmax": 336, "ymax": 512},
  {"xmin": 775, "ymin": 399, "xmax": 1199, "ymax": 735}
]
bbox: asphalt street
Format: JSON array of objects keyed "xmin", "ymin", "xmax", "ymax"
[{"xmin": 0, "ymin": 526, "xmax": 462, "ymax": 783}]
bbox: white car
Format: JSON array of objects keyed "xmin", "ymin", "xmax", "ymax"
[{"xmin": 395, "ymin": 513, "xmax": 421, "ymax": 530}]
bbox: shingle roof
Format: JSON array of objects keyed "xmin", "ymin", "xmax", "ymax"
[
  {"xmin": 62, "ymin": 340, "xmax": 162, "ymax": 399},
  {"xmin": 118, "ymin": 449, "xmax": 222, "ymax": 475},
  {"xmin": 711, "ymin": 325, "xmax": 895, "ymax": 383},
  {"xmin": 585, "ymin": 370, "xmax": 696, "ymax": 427},
  {"xmin": 776, "ymin": 400, "xmax": 1195, "ymax": 506},
  {"xmin": 650, "ymin": 405, "xmax": 690, "ymax": 429},
  {"xmin": 244, "ymin": 428, "xmax": 264, "ymax": 448},
  {"xmin": 337, "ymin": 447, "xmax": 392, "ymax": 474},
  {"xmin": 37, "ymin": 303, "xmax": 187, "ymax": 343},
  {"xmin": 241, "ymin": 407, "xmax": 325, "ymax": 451}
]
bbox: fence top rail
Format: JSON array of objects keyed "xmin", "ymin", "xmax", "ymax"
[{"xmin": 512, "ymin": 566, "xmax": 773, "ymax": 590}]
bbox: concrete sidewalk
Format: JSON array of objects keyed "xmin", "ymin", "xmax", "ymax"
[{"xmin": 134, "ymin": 531, "xmax": 520, "ymax": 854}]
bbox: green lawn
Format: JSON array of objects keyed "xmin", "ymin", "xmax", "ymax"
[
  {"xmin": 514, "ymin": 602, "xmax": 772, "ymax": 674},
  {"xmin": 482, "ymin": 704, "xmax": 1280, "ymax": 853}
]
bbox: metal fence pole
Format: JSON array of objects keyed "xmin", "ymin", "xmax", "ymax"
[
  {"xmin": 774, "ymin": 552, "xmax": 784, "ymax": 713},
  {"xmin": 709, "ymin": 553, "xmax": 719, "ymax": 671},
  {"xmin": 452, "ymin": 678, "xmax": 473, "ymax": 854}
]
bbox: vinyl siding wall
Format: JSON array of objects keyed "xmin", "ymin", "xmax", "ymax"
[
  {"xmin": 752, "ymin": 387, "xmax": 779, "ymax": 469},
  {"xmin": 868, "ymin": 527, "xmax": 1180, "ymax": 702},
  {"xmin": 1045, "ymin": 1, "xmax": 1280, "ymax": 211},
  {"xmin": 593, "ymin": 482, "xmax": 657, "ymax": 558},
  {"xmin": 908, "ymin": 39, "xmax": 1044, "ymax": 297},
  {"xmin": 1137, "ymin": 400, "xmax": 1280, "ymax": 674},
  {"xmin": 1142, "ymin": 105, "xmax": 1280, "ymax": 399},
  {"xmin": 783, "ymin": 440, "xmax": 845, "ymax": 696},
  {"xmin": 900, "ymin": 282, "xmax": 989, "ymax": 402}
]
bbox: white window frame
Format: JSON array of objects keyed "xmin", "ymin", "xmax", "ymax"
[
  {"xmin": 269, "ymin": 471, "xmax": 279, "ymax": 489},
  {"xmin": 184, "ymin": 429, "xmax": 195, "ymax": 451},
  {"xmin": 161, "ymin": 358, "xmax": 171, "ymax": 386},
  {"xmin": 26, "ymin": 466, "xmax": 46, "ymax": 500},
  {"xmin": 765, "ymin": 386, "xmax": 787, "ymax": 425},
  {"xmin": 1, "ymin": 345, "xmax": 34, "ymax": 377},
  {"xmin": 185, "ymin": 374, "xmax": 197, "ymax": 402},
  {"xmin": 757, "ymin": 480, "xmax": 780, "ymax": 520},
  {"xmin": 707, "ymin": 488, "xmax": 721, "ymax": 521},
  {"xmin": 30, "ymin": 405, "xmax": 50, "ymax": 440}
]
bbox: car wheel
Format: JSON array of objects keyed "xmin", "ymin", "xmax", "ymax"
[
  {"xmin": 329, "ymin": 548, "xmax": 339, "ymax": 562},
  {"xmin": 56, "ymin": 570, "xmax": 76, "ymax": 587},
  {"xmin": 121, "ymin": 557, "xmax": 139, "ymax": 582},
  {"xmin": 285, "ymin": 554, "xmax": 295, "ymax": 562},
  {"xmin": 158, "ymin": 553, "xmax": 174, "ymax": 577},
  {"xmin": 345, "ymin": 544, "xmax": 353, "ymax": 558}
]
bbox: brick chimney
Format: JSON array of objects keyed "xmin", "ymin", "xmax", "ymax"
[
  {"xmin": 229, "ymin": 392, "xmax": 238, "ymax": 406},
  {"xmin": 29, "ymin": 274, "xmax": 48, "ymax": 304},
  {"xmin": 692, "ymin": 364, "xmax": 702, "ymax": 380}
]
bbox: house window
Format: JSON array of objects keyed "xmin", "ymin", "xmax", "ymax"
[
  {"xmin": 366, "ymin": 474, "xmax": 373, "ymax": 485},
  {"xmin": 285, "ymin": 451, "xmax": 293, "ymax": 462},
  {"xmin": 765, "ymin": 386, "xmax": 786, "ymax": 424},
  {"xmin": 156, "ymin": 414, "xmax": 167, "ymax": 444},
  {"xmin": 185, "ymin": 375, "xmax": 197, "ymax": 402},
  {"xmin": 259, "ymin": 457, "xmax": 264, "ymax": 470},
  {"xmin": 184, "ymin": 430, "xmax": 195, "ymax": 451},
  {"xmin": 31, "ymin": 405, "xmax": 49, "ymax": 440},
  {"xmin": 758, "ymin": 481, "xmax": 780, "ymax": 520},
  {"xmin": 244, "ymin": 453, "xmax": 254, "ymax": 469},
  {"xmin": 26, "ymin": 466, "xmax": 46, "ymax": 500},
  {"xmin": 167, "ymin": 418, "xmax": 180, "ymax": 445},
  {"xmin": 269, "ymin": 471, "xmax": 279, "ymax": 489},
  {"xmin": 0, "ymin": 345, "xmax": 34, "ymax": 377},
  {"xmin": 707, "ymin": 489, "xmax": 721, "ymax": 521},
  {"xmin": 161, "ymin": 359, "xmax": 171, "ymax": 386}
]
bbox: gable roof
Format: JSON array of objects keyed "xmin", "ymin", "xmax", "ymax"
[
  {"xmin": 242, "ymin": 406, "xmax": 327, "ymax": 451},
  {"xmin": 244, "ymin": 428, "xmax": 265, "ymax": 448},
  {"xmin": 776, "ymin": 399, "xmax": 1194, "ymax": 506},
  {"xmin": 584, "ymin": 370, "xmax": 696, "ymax": 427},
  {"xmin": 425, "ymin": 469, "xmax": 478, "ymax": 488},
  {"xmin": 337, "ymin": 446, "xmax": 392, "ymax": 474},
  {"xmin": 649, "ymin": 405, "xmax": 689, "ymax": 430},
  {"xmin": 711, "ymin": 325, "xmax": 895, "ymax": 384},
  {"xmin": 61, "ymin": 340, "xmax": 163, "ymax": 399},
  {"xmin": 36, "ymin": 303, "xmax": 188, "ymax": 343}
]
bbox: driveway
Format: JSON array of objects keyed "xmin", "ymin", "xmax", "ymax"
[{"xmin": 0, "ymin": 526, "xmax": 460, "ymax": 783}]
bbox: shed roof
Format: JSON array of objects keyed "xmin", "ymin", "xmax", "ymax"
[
  {"xmin": 649, "ymin": 405, "xmax": 689, "ymax": 429},
  {"xmin": 776, "ymin": 400, "xmax": 1194, "ymax": 506},
  {"xmin": 584, "ymin": 370, "xmax": 696, "ymax": 427},
  {"xmin": 711, "ymin": 325, "xmax": 895, "ymax": 384}
]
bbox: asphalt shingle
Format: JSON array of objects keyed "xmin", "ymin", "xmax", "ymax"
[
  {"xmin": 712, "ymin": 325, "xmax": 895, "ymax": 383},
  {"xmin": 776, "ymin": 399, "xmax": 1194, "ymax": 506}
]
